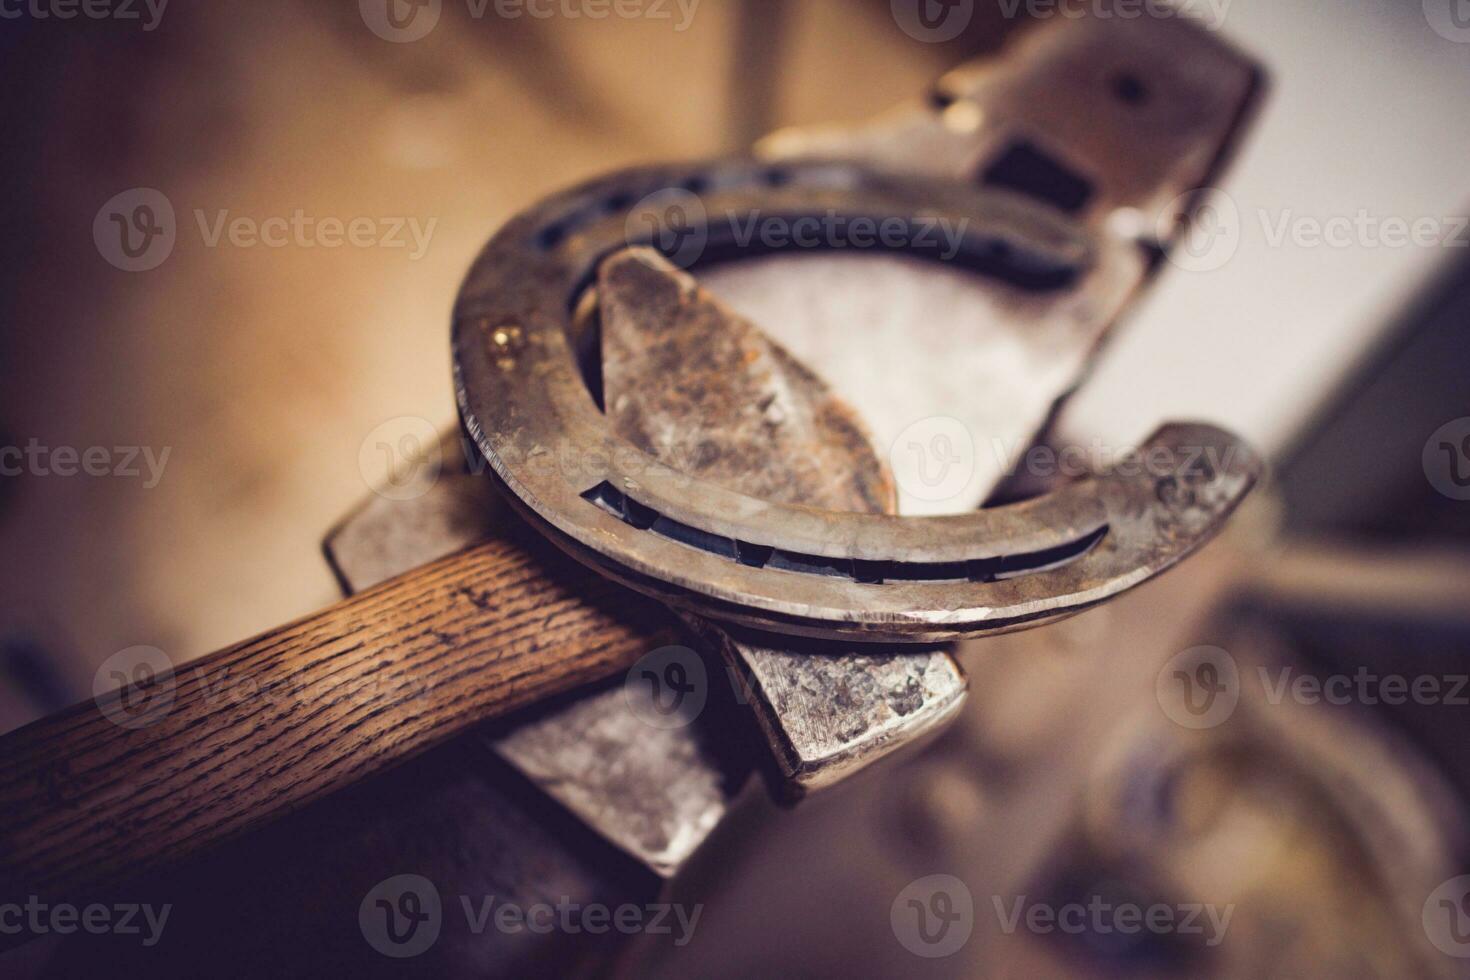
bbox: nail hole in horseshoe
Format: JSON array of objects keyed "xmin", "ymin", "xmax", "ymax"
[{"xmin": 581, "ymin": 481, "xmax": 1108, "ymax": 584}]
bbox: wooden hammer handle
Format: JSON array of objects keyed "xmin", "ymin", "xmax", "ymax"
[{"xmin": 0, "ymin": 534, "xmax": 671, "ymax": 908}]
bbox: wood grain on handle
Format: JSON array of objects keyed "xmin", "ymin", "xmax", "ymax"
[{"xmin": 0, "ymin": 533, "xmax": 674, "ymax": 908}]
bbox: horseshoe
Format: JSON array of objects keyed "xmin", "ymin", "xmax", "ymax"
[{"xmin": 453, "ymin": 158, "xmax": 1263, "ymax": 642}]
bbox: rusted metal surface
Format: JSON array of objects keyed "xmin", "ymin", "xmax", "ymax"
[
  {"xmin": 600, "ymin": 249, "xmax": 966, "ymax": 790},
  {"xmin": 599, "ymin": 249, "xmax": 895, "ymax": 517},
  {"xmin": 691, "ymin": 621, "xmax": 964, "ymax": 792}
]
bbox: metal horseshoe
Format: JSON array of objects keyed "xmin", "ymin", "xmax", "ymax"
[{"xmin": 453, "ymin": 158, "xmax": 1262, "ymax": 643}]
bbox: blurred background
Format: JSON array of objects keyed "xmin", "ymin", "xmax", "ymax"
[{"xmin": 1, "ymin": 0, "xmax": 1469, "ymax": 976}]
